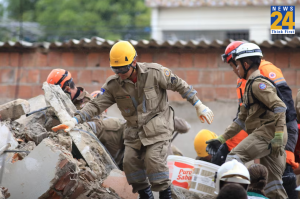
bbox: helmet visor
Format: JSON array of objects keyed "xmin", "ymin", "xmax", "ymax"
[
  {"xmin": 111, "ymin": 65, "xmax": 131, "ymax": 74},
  {"xmin": 221, "ymin": 54, "xmax": 227, "ymax": 62}
]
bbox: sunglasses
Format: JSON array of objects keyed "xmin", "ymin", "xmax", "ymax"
[{"xmin": 110, "ymin": 64, "xmax": 132, "ymax": 74}]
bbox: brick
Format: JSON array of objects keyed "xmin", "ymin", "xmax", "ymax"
[
  {"xmin": 229, "ymin": 87, "xmax": 237, "ymax": 99},
  {"xmin": 17, "ymin": 85, "xmax": 32, "ymax": 99},
  {"xmin": 62, "ymin": 180, "xmax": 76, "ymax": 196},
  {"xmin": 292, "ymin": 87, "xmax": 298, "ymax": 99},
  {"xmin": 48, "ymin": 52, "xmax": 61, "ymax": 67},
  {"xmin": 74, "ymin": 53, "xmax": 87, "ymax": 67},
  {"xmin": 199, "ymin": 71, "xmax": 213, "ymax": 84},
  {"xmin": 55, "ymin": 172, "xmax": 71, "ymax": 191},
  {"xmin": 215, "ymin": 87, "xmax": 229, "ymax": 99},
  {"xmin": 48, "ymin": 190, "xmax": 62, "ymax": 199},
  {"xmin": 92, "ymin": 70, "xmax": 106, "ymax": 84},
  {"xmin": 78, "ymin": 70, "xmax": 92, "ymax": 84},
  {"xmin": 180, "ymin": 53, "xmax": 193, "ymax": 68},
  {"xmin": 223, "ymin": 71, "xmax": 236, "ymax": 85},
  {"xmin": 87, "ymin": 53, "xmax": 100, "ymax": 67},
  {"xmin": 282, "ymin": 70, "xmax": 296, "ymax": 86},
  {"xmin": 263, "ymin": 52, "xmax": 275, "ymax": 64},
  {"xmin": 173, "ymin": 69, "xmax": 185, "ymax": 81},
  {"xmin": 61, "ymin": 53, "xmax": 74, "ymax": 67},
  {"xmin": 167, "ymin": 53, "xmax": 180, "ymax": 67},
  {"xmin": 84, "ymin": 85, "xmax": 100, "ymax": 94},
  {"xmin": 274, "ymin": 52, "xmax": 289, "ymax": 69},
  {"xmin": 99, "ymin": 52, "xmax": 110, "ymax": 67},
  {"xmin": 22, "ymin": 53, "xmax": 35, "ymax": 67},
  {"xmin": 58, "ymin": 159, "xmax": 69, "ymax": 169},
  {"xmin": 185, "ymin": 70, "xmax": 199, "ymax": 85},
  {"xmin": 27, "ymin": 70, "xmax": 39, "ymax": 83},
  {"xmin": 0, "ymin": 53, "xmax": 9, "ymax": 66},
  {"xmin": 0, "ymin": 85, "xmax": 8, "ymax": 98},
  {"xmin": 106, "ymin": 69, "xmax": 115, "ymax": 79},
  {"xmin": 139, "ymin": 53, "xmax": 153, "ymax": 63},
  {"xmin": 297, "ymin": 70, "xmax": 300, "ymax": 86},
  {"xmin": 10, "ymin": 53, "xmax": 20, "ymax": 67},
  {"xmin": 35, "ymin": 52, "xmax": 48, "ymax": 67},
  {"xmin": 67, "ymin": 70, "xmax": 78, "ymax": 81},
  {"xmin": 8, "ymin": 85, "xmax": 17, "ymax": 99},
  {"xmin": 213, "ymin": 71, "xmax": 223, "ymax": 86},
  {"xmin": 207, "ymin": 53, "xmax": 218, "ymax": 68},
  {"xmin": 154, "ymin": 52, "xmax": 168, "ymax": 66},
  {"xmin": 15, "ymin": 68, "xmax": 27, "ymax": 83},
  {"xmin": 69, "ymin": 183, "xmax": 85, "ymax": 199},
  {"xmin": 32, "ymin": 85, "xmax": 44, "ymax": 96},
  {"xmin": 1, "ymin": 69, "xmax": 15, "ymax": 83},
  {"xmin": 290, "ymin": 52, "xmax": 300, "ymax": 69},
  {"xmin": 218, "ymin": 56, "xmax": 228, "ymax": 68},
  {"xmin": 194, "ymin": 53, "xmax": 208, "ymax": 68},
  {"xmin": 201, "ymin": 87, "xmax": 216, "ymax": 101},
  {"xmin": 40, "ymin": 69, "xmax": 53, "ymax": 83}
]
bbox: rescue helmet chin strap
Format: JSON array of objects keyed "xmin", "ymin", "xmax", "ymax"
[{"xmin": 240, "ymin": 58, "xmax": 255, "ymax": 80}]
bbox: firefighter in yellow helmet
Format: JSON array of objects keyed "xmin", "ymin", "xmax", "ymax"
[
  {"xmin": 194, "ymin": 129, "xmax": 217, "ymax": 161},
  {"xmin": 53, "ymin": 41, "xmax": 214, "ymax": 199}
]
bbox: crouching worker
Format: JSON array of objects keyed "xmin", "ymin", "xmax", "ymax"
[
  {"xmin": 46, "ymin": 69, "xmax": 126, "ymax": 168},
  {"xmin": 207, "ymin": 43, "xmax": 288, "ymax": 199},
  {"xmin": 52, "ymin": 41, "xmax": 214, "ymax": 199}
]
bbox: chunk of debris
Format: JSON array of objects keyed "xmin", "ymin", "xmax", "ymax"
[
  {"xmin": 102, "ymin": 169, "xmax": 138, "ymax": 199},
  {"xmin": 24, "ymin": 123, "xmax": 49, "ymax": 145},
  {"xmin": 171, "ymin": 185, "xmax": 216, "ymax": 199},
  {"xmin": 15, "ymin": 141, "xmax": 36, "ymax": 159},
  {"xmin": 0, "ymin": 99, "xmax": 30, "ymax": 121}
]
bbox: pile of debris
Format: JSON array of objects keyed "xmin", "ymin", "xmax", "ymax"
[{"xmin": 0, "ymin": 82, "xmax": 215, "ymax": 199}]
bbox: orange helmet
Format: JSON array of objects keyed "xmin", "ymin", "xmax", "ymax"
[
  {"xmin": 91, "ymin": 90, "xmax": 100, "ymax": 98},
  {"xmin": 222, "ymin": 41, "xmax": 244, "ymax": 63},
  {"xmin": 47, "ymin": 69, "xmax": 73, "ymax": 89}
]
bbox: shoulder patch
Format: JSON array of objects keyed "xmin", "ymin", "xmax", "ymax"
[
  {"xmin": 100, "ymin": 88, "xmax": 105, "ymax": 95},
  {"xmin": 269, "ymin": 72, "xmax": 276, "ymax": 79},
  {"xmin": 164, "ymin": 69, "xmax": 171, "ymax": 77},
  {"xmin": 258, "ymin": 83, "xmax": 267, "ymax": 90}
]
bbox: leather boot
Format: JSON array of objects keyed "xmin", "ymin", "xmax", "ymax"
[
  {"xmin": 138, "ymin": 186, "xmax": 154, "ymax": 199},
  {"xmin": 159, "ymin": 186, "xmax": 172, "ymax": 199}
]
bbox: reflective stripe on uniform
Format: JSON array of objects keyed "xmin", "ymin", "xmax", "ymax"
[
  {"xmin": 126, "ymin": 170, "xmax": 147, "ymax": 183},
  {"xmin": 187, "ymin": 90, "xmax": 197, "ymax": 100},
  {"xmin": 148, "ymin": 171, "xmax": 169, "ymax": 182},
  {"xmin": 226, "ymin": 154, "xmax": 243, "ymax": 163},
  {"xmin": 234, "ymin": 118, "xmax": 246, "ymax": 131},
  {"xmin": 82, "ymin": 111, "xmax": 91, "ymax": 121},
  {"xmin": 273, "ymin": 77, "xmax": 285, "ymax": 83},
  {"xmin": 87, "ymin": 122, "xmax": 97, "ymax": 134},
  {"xmin": 275, "ymin": 80, "xmax": 287, "ymax": 86},
  {"xmin": 265, "ymin": 180, "xmax": 283, "ymax": 189},
  {"xmin": 142, "ymin": 95, "xmax": 146, "ymax": 113},
  {"xmin": 181, "ymin": 85, "xmax": 192, "ymax": 98},
  {"xmin": 265, "ymin": 181, "xmax": 284, "ymax": 194},
  {"xmin": 274, "ymin": 107, "xmax": 287, "ymax": 113}
]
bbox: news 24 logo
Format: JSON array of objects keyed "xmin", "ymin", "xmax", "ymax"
[{"xmin": 271, "ymin": 6, "xmax": 295, "ymax": 34}]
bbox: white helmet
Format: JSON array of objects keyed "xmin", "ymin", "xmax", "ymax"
[
  {"xmin": 233, "ymin": 43, "xmax": 263, "ymax": 60},
  {"xmin": 214, "ymin": 159, "xmax": 250, "ymax": 194}
]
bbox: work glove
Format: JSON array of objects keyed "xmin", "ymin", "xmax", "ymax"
[
  {"xmin": 268, "ymin": 131, "xmax": 284, "ymax": 157},
  {"xmin": 194, "ymin": 100, "xmax": 214, "ymax": 124},
  {"xmin": 206, "ymin": 135, "xmax": 226, "ymax": 156},
  {"xmin": 52, "ymin": 117, "xmax": 78, "ymax": 133}
]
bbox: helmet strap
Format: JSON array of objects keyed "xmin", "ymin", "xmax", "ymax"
[
  {"xmin": 240, "ymin": 58, "xmax": 255, "ymax": 80},
  {"xmin": 72, "ymin": 88, "xmax": 81, "ymax": 101}
]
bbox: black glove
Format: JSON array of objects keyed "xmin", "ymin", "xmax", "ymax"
[{"xmin": 206, "ymin": 136, "xmax": 225, "ymax": 156}]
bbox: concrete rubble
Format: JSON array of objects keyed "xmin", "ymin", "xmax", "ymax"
[
  {"xmin": 0, "ymin": 82, "xmax": 212, "ymax": 199},
  {"xmin": 0, "ymin": 99, "xmax": 30, "ymax": 121}
]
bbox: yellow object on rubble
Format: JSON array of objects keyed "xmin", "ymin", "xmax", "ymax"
[{"xmin": 194, "ymin": 129, "xmax": 218, "ymax": 157}]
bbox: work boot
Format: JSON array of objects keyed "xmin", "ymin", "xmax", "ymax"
[
  {"xmin": 159, "ymin": 186, "xmax": 172, "ymax": 199},
  {"xmin": 138, "ymin": 186, "xmax": 154, "ymax": 199},
  {"xmin": 282, "ymin": 163, "xmax": 297, "ymax": 199}
]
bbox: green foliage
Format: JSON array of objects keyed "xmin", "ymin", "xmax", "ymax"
[{"xmin": 5, "ymin": 0, "xmax": 151, "ymax": 41}]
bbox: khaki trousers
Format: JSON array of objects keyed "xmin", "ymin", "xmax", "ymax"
[
  {"xmin": 123, "ymin": 140, "xmax": 171, "ymax": 193},
  {"xmin": 226, "ymin": 133, "xmax": 288, "ymax": 199}
]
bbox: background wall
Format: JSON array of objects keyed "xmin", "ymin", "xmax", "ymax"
[{"xmin": 0, "ymin": 47, "xmax": 299, "ymax": 103}]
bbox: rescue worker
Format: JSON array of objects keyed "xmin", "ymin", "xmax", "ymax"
[
  {"xmin": 214, "ymin": 159, "xmax": 251, "ymax": 194},
  {"xmin": 214, "ymin": 41, "xmax": 298, "ymax": 199},
  {"xmin": 194, "ymin": 129, "xmax": 218, "ymax": 162},
  {"xmin": 207, "ymin": 43, "xmax": 288, "ymax": 198},
  {"xmin": 46, "ymin": 69, "xmax": 126, "ymax": 168},
  {"xmin": 52, "ymin": 41, "xmax": 214, "ymax": 199}
]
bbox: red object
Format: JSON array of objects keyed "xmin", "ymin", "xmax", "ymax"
[
  {"xmin": 172, "ymin": 180, "xmax": 189, "ymax": 189},
  {"xmin": 222, "ymin": 41, "xmax": 244, "ymax": 63},
  {"xmin": 174, "ymin": 162, "xmax": 194, "ymax": 169},
  {"xmin": 226, "ymin": 130, "xmax": 248, "ymax": 151}
]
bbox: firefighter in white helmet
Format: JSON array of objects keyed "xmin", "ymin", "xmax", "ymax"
[
  {"xmin": 207, "ymin": 43, "xmax": 288, "ymax": 199},
  {"xmin": 214, "ymin": 159, "xmax": 250, "ymax": 194}
]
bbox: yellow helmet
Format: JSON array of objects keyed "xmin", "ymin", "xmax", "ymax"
[
  {"xmin": 194, "ymin": 129, "xmax": 218, "ymax": 157},
  {"xmin": 109, "ymin": 41, "xmax": 137, "ymax": 67}
]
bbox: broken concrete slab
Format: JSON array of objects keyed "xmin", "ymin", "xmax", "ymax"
[
  {"xmin": 0, "ymin": 99, "xmax": 30, "ymax": 121},
  {"xmin": 2, "ymin": 138, "xmax": 78, "ymax": 199},
  {"xmin": 24, "ymin": 123, "xmax": 48, "ymax": 145},
  {"xmin": 0, "ymin": 123, "xmax": 18, "ymax": 150},
  {"xmin": 57, "ymin": 134, "xmax": 72, "ymax": 152},
  {"xmin": 102, "ymin": 169, "xmax": 138, "ymax": 199},
  {"xmin": 42, "ymin": 82, "xmax": 76, "ymax": 123}
]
